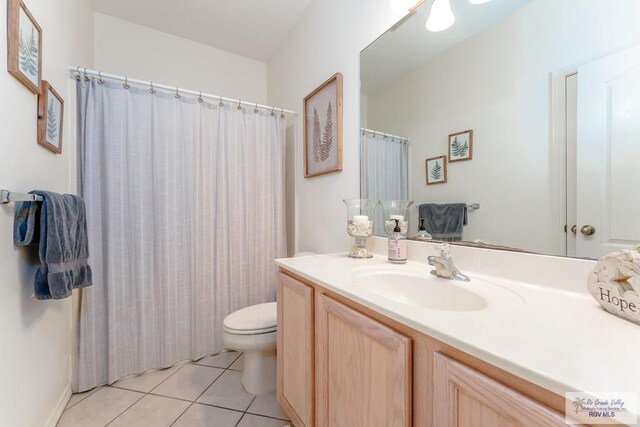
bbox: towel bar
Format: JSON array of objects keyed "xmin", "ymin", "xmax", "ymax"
[{"xmin": 0, "ymin": 189, "xmax": 43, "ymax": 204}]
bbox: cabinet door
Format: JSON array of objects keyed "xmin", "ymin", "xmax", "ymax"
[
  {"xmin": 433, "ymin": 353, "xmax": 566, "ymax": 427},
  {"xmin": 316, "ymin": 294, "xmax": 411, "ymax": 427},
  {"xmin": 277, "ymin": 273, "xmax": 314, "ymax": 427}
]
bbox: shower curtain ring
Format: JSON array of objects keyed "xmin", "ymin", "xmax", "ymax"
[
  {"xmin": 237, "ymin": 99, "xmax": 242, "ymax": 110},
  {"xmin": 123, "ymin": 76, "xmax": 130, "ymax": 89},
  {"xmin": 198, "ymin": 92, "xmax": 204, "ymax": 103},
  {"xmin": 97, "ymin": 71, "xmax": 104, "ymax": 84},
  {"xmin": 280, "ymin": 108, "xmax": 285, "ymax": 119},
  {"xmin": 270, "ymin": 107, "xmax": 275, "ymax": 117},
  {"xmin": 75, "ymin": 66, "xmax": 82, "ymax": 81},
  {"xmin": 149, "ymin": 82, "xmax": 156, "ymax": 94},
  {"xmin": 254, "ymin": 103, "xmax": 259, "ymax": 113},
  {"xmin": 175, "ymin": 87, "xmax": 180, "ymax": 98},
  {"xmin": 218, "ymin": 96, "xmax": 224, "ymax": 107},
  {"xmin": 83, "ymin": 67, "xmax": 90, "ymax": 82}
]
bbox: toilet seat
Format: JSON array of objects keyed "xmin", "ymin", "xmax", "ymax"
[
  {"xmin": 223, "ymin": 325, "xmax": 276, "ymax": 335},
  {"xmin": 223, "ymin": 302, "xmax": 276, "ymax": 335}
]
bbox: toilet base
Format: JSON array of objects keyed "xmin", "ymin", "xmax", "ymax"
[{"xmin": 241, "ymin": 349, "xmax": 276, "ymax": 395}]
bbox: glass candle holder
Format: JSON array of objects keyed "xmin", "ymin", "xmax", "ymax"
[
  {"xmin": 381, "ymin": 200, "xmax": 413, "ymax": 236},
  {"xmin": 343, "ymin": 199, "xmax": 378, "ymax": 258}
]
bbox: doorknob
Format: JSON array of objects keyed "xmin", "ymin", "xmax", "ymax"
[
  {"xmin": 570, "ymin": 225, "xmax": 577, "ymax": 234},
  {"xmin": 580, "ymin": 225, "xmax": 596, "ymax": 236}
]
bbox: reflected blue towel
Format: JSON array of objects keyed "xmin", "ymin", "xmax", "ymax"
[
  {"xmin": 13, "ymin": 191, "xmax": 92, "ymax": 300},
  {"xmin": 418, "ymin": 203, "xmax": 467, "ymax": 241}
]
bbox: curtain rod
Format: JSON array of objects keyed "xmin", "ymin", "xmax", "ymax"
[
  {"xmin": 361, "ymin": 127, "xmax": 408, "ymax": 142},
  {"xmin": 69, "ymin": 66, "xmax": 298, "ymax": 116}
]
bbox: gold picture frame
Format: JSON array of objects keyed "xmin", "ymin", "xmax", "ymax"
[
  {"xmin": 303, "ymin": 73, "xmax": 343, "ymax": 178},
  {"xmin": 7, "ymin": 0, "xmax": 42, "ymax": 94},
  {"xmin": 37, "ymin": 81, "xmax": 64, "ymax": 154},
  {"xmin": 426, "ymin": 155, "xmax": 447, "ymax": 185}
]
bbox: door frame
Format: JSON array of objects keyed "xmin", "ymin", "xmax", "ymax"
[{"xmin": 550, "ymin": 69, "xmax": 578, "ymax": 257}]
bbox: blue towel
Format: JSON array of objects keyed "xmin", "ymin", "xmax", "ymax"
[
  {"xmin": 418, "ymin": 203, "xmax": 467, "ymax": 241},
  {"xmin": 13, "ymin": 191, "xmax": 92, "ymax": 300}
]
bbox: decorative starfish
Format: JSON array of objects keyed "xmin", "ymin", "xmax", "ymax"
[{"xmin": 611, "ymin": 269, "xmax": 635, "ymax": 295}]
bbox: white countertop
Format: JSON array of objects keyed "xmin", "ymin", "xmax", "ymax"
[{"xmin": 276, "ymin": 249, "xmax": 640, "ymax": 422}]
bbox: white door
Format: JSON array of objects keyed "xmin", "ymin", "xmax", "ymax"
[{"xmin": 577, "ymin": 45, "xmax": 640, "ymax": 258}]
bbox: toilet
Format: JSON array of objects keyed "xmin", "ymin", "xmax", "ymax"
[
  {"xmin": 223, "ymin": 302, "xmax": 277, "ymax": 395},
  {"xmin": 222, "ymin": 252, "xmax": 316, "ymax": 395}
]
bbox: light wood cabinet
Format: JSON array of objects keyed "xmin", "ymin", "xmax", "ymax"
[
  {"xmin": 277, "ymin": 270, "xmax": 569, "ymax": 427},
  {"xmin": 277, "ymin": 273, "xmax": 314, "ymax": 427},
  {"xmin": 433, "ymin": 353, "xmax": 566, "ymax": 427},
  {"xmin": 315, "ymin": 294, "xmax": 411, "ymax": 427}
]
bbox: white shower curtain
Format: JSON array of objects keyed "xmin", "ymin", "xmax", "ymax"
[
  {"xmin": 360, "ymin": 130, "xmax": 409, "ymax": 234},
  {"xmin": 75, "ymin": 79, "xmax": 287, "ymax": 391}
]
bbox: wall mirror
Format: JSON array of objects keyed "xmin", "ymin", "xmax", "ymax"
[{"xmin": 360, "ymin": 0, "xmax": 640, "ymax": 259}]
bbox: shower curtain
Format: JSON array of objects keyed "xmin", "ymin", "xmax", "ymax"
[
  {"xmin": 75, "ymin": 79, "xmax": 287, "ymax": 391},
  {"xmin": 360, "ymin": 130, "xmax": 409, "ymax": 233}
]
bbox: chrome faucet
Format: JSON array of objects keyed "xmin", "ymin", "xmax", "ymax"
[{"xmin": 427, "ymin": 243, "xmax": 470, "ymax": 282}]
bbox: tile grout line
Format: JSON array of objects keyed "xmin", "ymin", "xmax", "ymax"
[
  {"xmin": 234, "ymin": 395, "xmax": 256, "ymax": 427},
  {"xmin": 104, "ymin": 352, "xmax": 235, "ymax": 427},
  {"xmin": 168, "ymin": 401, "xmax": 195, "ymax": 427},
  {"xmin": 67, "ymin": 351, "xmax": 287, "ymax": 427},
  {"xmin": 63, "ymin": 385, "xmax": 102, "ymax": 410},
  {"xmin": 170, "ymin": 351, "xmax": 244, "ymax": 427},
  {"xmin": 103, "ymin": 389, "xmax": 146, "ymax": 427},
  {"xmin": 145, "ymin": 361, "xmax": 190, "ymax": 395}
]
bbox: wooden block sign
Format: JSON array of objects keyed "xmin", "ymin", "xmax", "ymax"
[{"xmin": 588, "ymin": 247, "xmax": 640, "ymax": 325}]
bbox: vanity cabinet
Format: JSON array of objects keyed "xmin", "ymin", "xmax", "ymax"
[
  {"xmin": 433, "ymin": 353, "xmax": 566, "ymax": 427},
  {"xmin": 277, "ymin": 270, "xmax": 568, "ymax": 427},
  {"xmin": 315, "ymin": 294, "xmax": 411, "ymax": 427},
  {"xmin": 277, "ymin": 273, "xmax": 315, "ymax": 427}
]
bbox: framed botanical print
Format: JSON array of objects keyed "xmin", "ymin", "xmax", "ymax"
[
  {"xmin": 426, "ymin": 155, "xmax": 447, "ymax": 185},
  {"xmin": 448, "ymin": 129, "xmax": 473, "ymax": 162},
  {"xmin": 303, "ymin": 73, "xmax": 343, "ymax": 178},
  {"xmin": 37, "ymin": 81, "xmax": 64, "ymax": 154},
  {"xmin": 7, "ymin": 0, "xmax": 42, "ymax": 94}
]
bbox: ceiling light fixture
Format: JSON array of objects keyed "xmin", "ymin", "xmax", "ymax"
[{"xmin": 426, "ymin": 0, "xmax": 455, "ymax": 32}]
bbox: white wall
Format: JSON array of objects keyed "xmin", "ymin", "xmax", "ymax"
[
  {"xmin": 365, "ymin": 0, "xmax": 640, "ymax": 254},
  {"xmin": 267, "ymin": 0, "xmax": 407, "ymax": 254},
  {"xmin": 0, "ymin": 0, "xmax": 94, "ymax": 425},
  {"xmin": 94, "ymin": 13, "xmax": 268, "ymax": 103}
]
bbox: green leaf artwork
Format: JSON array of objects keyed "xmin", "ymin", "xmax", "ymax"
[
  {"xmin": 18, "ymin": 26, "xmax": 38, "ymax": 78},
  {"xmin": 47, "ymin": 98, "xmax": 58, "ymax": 142},
  {"xmin": 451, "ymin": 136, "xmax": 469, "ymax": 158},
  {"xmin": 312, "ymin": 107, "xmax": 321, "ymax": 162},
  {"xmin": 320, "ymin": 102, "xmax": 333, "ymax": 162},
  {"xmin": 430, "ymin": 161, "xmax": 442, "ymax": 180}
]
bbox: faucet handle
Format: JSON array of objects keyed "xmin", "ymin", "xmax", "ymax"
[{"xmin": 436, "ymin": 243, "xmax": 451, "ymax": 258}]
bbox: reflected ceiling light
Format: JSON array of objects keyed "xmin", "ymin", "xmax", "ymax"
[
  {"xmin": 469, "ymin": 0, "xmax": 492, "ymax": 4},
  {"xmin": 390, "ymin": 0, "xmax": 418, "ymax": 11},
  {"xmin": 426, "ymin": 0, "xmax": 455, "ymax": 32}
]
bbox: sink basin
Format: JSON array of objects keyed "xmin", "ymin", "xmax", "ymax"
[{"xmin": 350, "ymin": 266, "xmax": 522, "ymax": 312}]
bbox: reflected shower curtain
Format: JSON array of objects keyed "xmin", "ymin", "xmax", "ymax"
[
  {"xmin": 360, "ymin": 130, "xmax": 409, "ymax": 233},
  {"xmin": 75, "ymin": 79, "xmax": 286, "ymax": 391}
]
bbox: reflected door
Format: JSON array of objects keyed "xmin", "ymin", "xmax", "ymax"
[{"xmin": 577, "ymin": 45, "xmax": 640, "ymax": 258}]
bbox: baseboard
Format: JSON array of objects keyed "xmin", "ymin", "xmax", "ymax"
[{"xmin": 45, "ymin": 384, "xmax": 71, "ymax": 427}]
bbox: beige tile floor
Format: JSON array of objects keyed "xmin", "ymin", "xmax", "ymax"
[{"xmin": 58, "ymin": 351, "xmax": 290, "ymax": 427}]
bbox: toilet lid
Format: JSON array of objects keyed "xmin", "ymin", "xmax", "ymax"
[{"xmin": 223, "ymin": 302, "xmax": 277, "ymax": 333}]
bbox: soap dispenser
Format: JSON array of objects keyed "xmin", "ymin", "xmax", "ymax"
[
  {"xmin": 414, "ymin": 218, "xmax": 433, "ymax": 240},
  {"xmin": 388, "ymin": 219, "xmax": 407, "ymax": 264}
]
